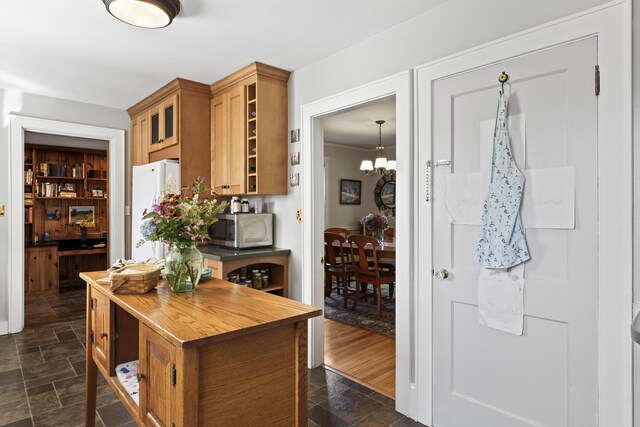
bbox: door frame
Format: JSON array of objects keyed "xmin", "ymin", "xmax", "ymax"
[
  {"xmin": 8, "ymin": 115, "xmax": 126, "ymax": 334},
  {"xmin": 301, "ymin": 71, "xmax": 415, "ymax": 416},
  {"xmin": 415, "ymin": 1, "xmax": 631, "ymax": 425}
]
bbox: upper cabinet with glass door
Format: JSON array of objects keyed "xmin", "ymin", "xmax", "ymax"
[
  {"xmin": 127, "ymin": 78, "xmax": 211, "ymax": 187},
  {"xmin": 149, "ymin": 93, "xmax": 179, "ymax": 153}
]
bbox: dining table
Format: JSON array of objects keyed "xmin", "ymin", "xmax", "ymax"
[{"xmin": 334, "ymin": 240, "xmax": 396, "ymax": 260}]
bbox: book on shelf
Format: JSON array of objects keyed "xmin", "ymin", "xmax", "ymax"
[
  {"xmin": 24, "ymin": 169, "xmax": 33, "ymax": 185},
  {"xmin": 71, "ymin": 163, "xmax": 85, "ymax": 178},
  {"xmin": 24, "ymin": 207, "xmax": 33, "ymax": 223}
]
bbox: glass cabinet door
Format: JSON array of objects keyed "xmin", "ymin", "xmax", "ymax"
[{"xmin": 148, "ymin": 94, "xmax": 179, "ymax": 153}]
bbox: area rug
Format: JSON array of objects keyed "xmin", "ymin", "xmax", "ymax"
[{"xmin": 323, "ymin": 289, "xmax": 395, "ymax": 338}]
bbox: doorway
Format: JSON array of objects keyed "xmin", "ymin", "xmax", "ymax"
[
  {"xmin": 301, "ymin": 71, "xmax": 415, "ymax": 417},
  {"xmin": 321, "ymin": 97, "xmax": 397, "ymax": 398},
  {"xmin": 23, "ymin": 132, "xmax": 110, "ymax": 326},
  {"xmin": 8, "ymin": 115, "xmax": 125, "ymax": 334}
]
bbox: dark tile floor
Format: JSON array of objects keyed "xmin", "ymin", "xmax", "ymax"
[
  {"xmin": 24, "ymin": 288, "xmax": 86, "ymax": 327},
  {"xmin": 3, "ymin": 292, "xmax": 424, "ymax": 426}
]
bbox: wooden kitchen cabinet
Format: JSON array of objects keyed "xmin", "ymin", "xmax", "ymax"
[
  {"xmin": 24, "ymin": 245, "xmax": 59, "ymax": 296},
  {"xmin": 211, "ymin": 85, "xmax": 247, "ymax": 195},
  {"xmin": 89, "ymin": 288, "xmax": 113, "ymax": 373},
  {"xmin": 203, "ymin": 253, "xmax": 289, "ymax": 298},
  {"xmin": 127, "ymin": 78, "xmax": 211, "ymax": 187},
  {"xmin": 130, "ymin": 112, "xmax": 149, "ymax": 166},
  {"xmin": 139, "ymin": 324, "xmax": 176, "ymax": 426},
  {"xmin": 82, "ymin": 271, "xmax": 321, "ymax": 426},
  {"xmin": 210, "ymin": 62, "xmax": 290, "ymax": 195}
]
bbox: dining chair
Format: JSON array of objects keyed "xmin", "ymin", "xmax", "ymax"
[
  {"xmin": 348, "ymin": 235, "xmax": 395, "ymax": 319},
  {"xmin": 324, "ymin": 232, "xmax": 356, "ymax": 308},
  {"xmin": 325, "ymin": 227, "xmax": 350, "ymax": 238}
]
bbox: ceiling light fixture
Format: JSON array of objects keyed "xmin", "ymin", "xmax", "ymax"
[
  {"xmin": 360, "ymin": 120, "xmax": 396, "ymax": 177},
  {"xmin": 102, "ymin": 0, "xmax": 180, "ymax": 29}
]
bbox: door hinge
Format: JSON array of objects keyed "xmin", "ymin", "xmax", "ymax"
[
  {"xmin": 90, "ymin": 331, "xmax": 94, "ymax": 344},
  {"xmin": 171, "ymin": 364, "xmax": 176, "ymax": 387},
  {"xmin": 595, "ymin": 65, "xmax": 600, "ymax": 96},
  {"xmin": 90, "ymin": 297, "xmax": 94, "ymax": 310}
]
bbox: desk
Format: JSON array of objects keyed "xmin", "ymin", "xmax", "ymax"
[{"xmin": 81, "ymin": 271, "xmax": 321, "ymax": 426}]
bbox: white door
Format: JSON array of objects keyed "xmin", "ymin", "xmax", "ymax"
[{"xmin": 431, "ymin": 38, "xmax": 598, "ymax": 426}]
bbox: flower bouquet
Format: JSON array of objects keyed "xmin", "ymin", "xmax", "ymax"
[
  {"xmin": 137, "ymin": 177, "xmax": 227, "ymax": 292},
  {"xmin": 362, "ymin": 213, "xmax": 389, "ymax": 242}
]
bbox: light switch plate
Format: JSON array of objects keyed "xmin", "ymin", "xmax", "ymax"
[
  {"xmin": 0, "ymin": 204, "xmax": 4, "ymax": 217},
  {"xmin": 290, "ymin": 129, "xmax": 300, "ymax": 143}
]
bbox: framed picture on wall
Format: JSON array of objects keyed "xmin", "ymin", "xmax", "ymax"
[
  {"xmin": 69, "ymin": 206, "xmax": 94, "ymax": 225},
  {"xmin": 340, "ymin": 179, "xmax": 362, "ymax": 205}
]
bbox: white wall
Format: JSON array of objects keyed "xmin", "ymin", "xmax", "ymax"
[
  {"xmin": 268, "ymin": 0, "xmax": 612, "ymax": 301},
  {"xmin": 0, "ymin": 88, "xmax": 129, "ymax": 323},
  {"xmin": 324, "ymin": 144, "xmax": 395, "ymax": 229}
]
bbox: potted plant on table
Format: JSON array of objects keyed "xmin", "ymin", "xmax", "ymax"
[{"xmin": 137, "ymin": 177, "xmax": 227, "ymax": 293}]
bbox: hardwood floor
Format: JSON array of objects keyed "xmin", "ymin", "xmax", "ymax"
[{"xmin": 324, "ymin": 318, "xmax": 395, "ymax": 399}]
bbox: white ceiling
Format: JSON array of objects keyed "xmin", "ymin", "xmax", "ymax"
[
  {"xmin": 0, "ymin": 0, "xmax": 448, "ymax": 110},
  {"xmin": 323, "ymin": 96, "xmax": 396, "ymax": 149}
]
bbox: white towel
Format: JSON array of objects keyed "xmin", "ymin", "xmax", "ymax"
[{"xmin": 478, "ymin": 264, "xmax": 525, "ymax": 335}]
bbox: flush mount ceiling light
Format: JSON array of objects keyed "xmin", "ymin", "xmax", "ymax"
[
  {"xmin": 360, "ymin": 120, "xmax": 396, "ymax": 177},
  {"xmin": 103, "ymin": 0, "xmax": 180, "ymax": 29}
]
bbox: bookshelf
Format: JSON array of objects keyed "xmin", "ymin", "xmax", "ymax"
[{"xmin": 24, "ymin": 144, "xmax": 109, "ymax": 242}]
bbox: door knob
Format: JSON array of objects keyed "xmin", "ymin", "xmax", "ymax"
[{"xmin": 434, "ymin": 269, "xmax": 449, "ymax": 280}]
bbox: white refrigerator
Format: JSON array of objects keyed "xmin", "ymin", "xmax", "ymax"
[{"xmin": 131, "ymin": 160, "xmax": 180, "ymax": 261}]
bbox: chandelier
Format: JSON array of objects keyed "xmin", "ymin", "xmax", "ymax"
[{"xmin": 360, "ymin": 120, "xmax": 396, "ymax": 177}]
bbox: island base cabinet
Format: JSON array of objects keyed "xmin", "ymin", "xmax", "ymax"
[
  {"xmin": 197, "ymin": 322, "xmax": 307, "ymax": 426},
  {"xmin": 82, "ymin": 272, "xmax": 320, "ymax": 427},
  {"xmin": 139, "ymin": 324, "xmax": 177, "ymax": 427}
]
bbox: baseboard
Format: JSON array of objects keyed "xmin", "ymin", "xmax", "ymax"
[{"xmin": 0, "ymin": 321, "xmax": 8, "ymax": 335}]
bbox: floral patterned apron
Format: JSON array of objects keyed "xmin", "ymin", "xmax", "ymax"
[{"xmin": 475, "ymin": 93, "xmax": 530, "ymax": 268}]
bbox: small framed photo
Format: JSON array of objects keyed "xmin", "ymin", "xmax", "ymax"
[
  {"xmin": 91, "ymin": 189, "xmax": 104, "ymax": 198},
  {"xmin": 69, "ymin": 206, "xmax": 94, "ymax": 225},
  {"xmin": 340, "ymin": 179, "xmax": 362, "ymax": 205},
  {"xmin": 61, "ymin": 183, "xmax": 76, "ymax": 192},
  {"xmin": 290, "ymin": 129, "xmax": 300, "ymax": 143},
  {"xmin": 290, "ymin": 152, "xmax": 300, "ymax": 166},
  {"xmin": 290, "ymin": 173, "xmax": 299, "ymax": 187},
  {"xmin": 45, "ymin": 207, "xmax": 61, "ymax": 220}
]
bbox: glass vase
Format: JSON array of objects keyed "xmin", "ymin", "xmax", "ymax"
[
  {"xmin": 371, "ymin": 228, "xmax": 384, "ymax": 242},
  {"xmin": 164, "ymin": 243, "xmax": 203, "ymax": 293}
]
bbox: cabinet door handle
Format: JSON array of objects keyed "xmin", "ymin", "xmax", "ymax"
[
  {"xmin": 100, "ymin": 332, "xmax": 108, "ymax": 339},
  {"xmin": 158, "ymin": 138, "xmax": 164, "ymax": 143},
  {"xmin": 137, "ymin": 372, "xmax": 146, "ymax": 381}
]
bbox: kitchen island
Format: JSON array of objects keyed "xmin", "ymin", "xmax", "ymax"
[{"xmin": 81, "ymin": 271, "xmax": 321, "ymax": 426}]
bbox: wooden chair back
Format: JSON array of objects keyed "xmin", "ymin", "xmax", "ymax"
[
  {"xmin": 348, "ymin": 234, "xmax": 382, "ymax": 280},
  {"xmin": 324, "ymin": 232, "xmax": 348, "ymax": 268},
  {"xmin": 384, "ymin": 227, "xmax": 395, "ymax": 240},
  {"xmin": 325, "ymin": 227, "xmax": 350, "ymax": 238}
]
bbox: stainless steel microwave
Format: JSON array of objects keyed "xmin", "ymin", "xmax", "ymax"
[{"xmin": 209, "ymin": 213, "xmax": 273, "ymax": 249}]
